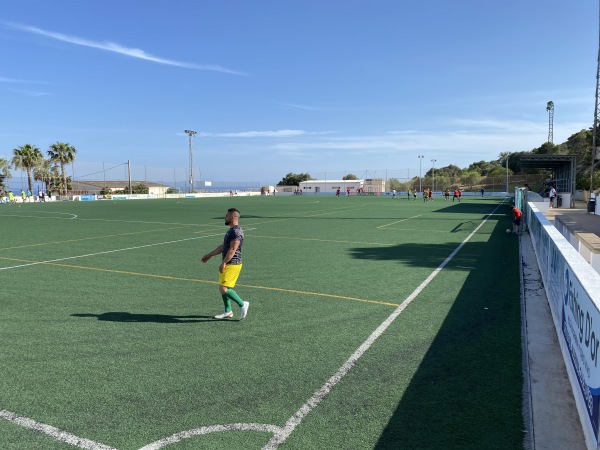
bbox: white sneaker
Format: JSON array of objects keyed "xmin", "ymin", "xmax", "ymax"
[
  {"xmin": 240, "ymin": 301, "xmax": 250, "ymax": 320},
  {"xmin": 214, "ymin": 311, "xmax": 233, "ymax": 319}
]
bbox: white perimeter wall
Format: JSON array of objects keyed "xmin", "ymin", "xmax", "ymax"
[{"xmin": 527, "ymin": 202, "xmax": 600, "ymax": 449}]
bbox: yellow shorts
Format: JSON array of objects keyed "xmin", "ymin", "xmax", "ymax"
[{"xmin": 218, "ymin": 264, "xmax": 242, "ymax": 288}]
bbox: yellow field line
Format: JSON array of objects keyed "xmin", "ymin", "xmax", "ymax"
[
  {"xmin": 377, "ymin": 214, "xmax": 424, "ymax": 229},
  {"xmin": 0, "ymin": 256, "xmax": 399, "ymax": 307},
  {"xmin": 0, "ymin": 225, "xmax": 200, "ymax": 251}
]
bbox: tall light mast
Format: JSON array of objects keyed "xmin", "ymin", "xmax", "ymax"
[
  {"xmin": 418, "ymin": 155, "xmax": 424, "ymax": 192},
  {"xmin": 546, "ymin": 101, "xmax": 554, "ymax": 144},
  {"xmin": 184, "ymin": 129, "xmax": 197, "ymax": 193},
  {"xmin": 591, "ymin": 3, "xmax": 600, "ymax": 195}
]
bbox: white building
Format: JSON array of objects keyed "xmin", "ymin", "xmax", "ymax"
[
  {"xmin": 298, "ymin": 179, "xmax": 386, "ymax": 195},
  {"xmin": 299, "ymin": 180, "xmax": 363, "ymax": 194}
]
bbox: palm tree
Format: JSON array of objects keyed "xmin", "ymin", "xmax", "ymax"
[
  {"xmin": 47, "ymin": 142, "xmax": 77, "ymax": 195},
  {"xmin": 12, "ymin": 144, "xmax": 43, "ymax": 194},
  {"xmin": 0, "ymin": 157, "xmax": 12, "ymax": 193},
  {"xmin": 34, "ymin": 158, "xmax": 60, "ymax": 192}
]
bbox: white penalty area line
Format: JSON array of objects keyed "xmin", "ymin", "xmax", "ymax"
[
  {"xmin": 376, "ymin": 213, "xmax": 424, "ymax": 229},
  {"xmin": 0, "ymin": 228, "xmax": 256, "ymax": 271}
]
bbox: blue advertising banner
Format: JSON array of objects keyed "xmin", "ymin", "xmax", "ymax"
[{"xmin": 562, "ymin": 267, "xmax": 600, "ymax": 439}]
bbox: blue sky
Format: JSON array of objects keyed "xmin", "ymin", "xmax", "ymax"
[{"xmin": 1, "ymin": 1, "xmax": 597, "ymax": 188}]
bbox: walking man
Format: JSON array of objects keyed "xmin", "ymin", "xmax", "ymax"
[
  {"xmin": 549, "ymin": 185, "xmax": 557, "ymax": 208},
  {"xmin": 201, "ymin": 208, "xmax": 250, "ymax": 320}
]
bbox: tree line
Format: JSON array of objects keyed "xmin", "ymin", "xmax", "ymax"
[{"xmin": 1, "ymin": 142, "xmax": 77, "ymax": 195}]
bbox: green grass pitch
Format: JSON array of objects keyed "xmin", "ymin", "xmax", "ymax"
[{"xmin": 0, "ymin": 195, "xmax": 523, "ymax": 449}]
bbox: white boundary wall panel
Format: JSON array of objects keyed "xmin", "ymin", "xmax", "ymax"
[
  {"xmin": 527, "ymin": 202, "xmax": 600, "ymax": 449},
  {"xmin": 552, "ymin": 218, "xmax": 600, "ymax": 276}
]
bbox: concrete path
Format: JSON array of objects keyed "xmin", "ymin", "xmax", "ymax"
[{"xmin": 520, "ymin": 232, "xmax": 587, "ymax": 449}]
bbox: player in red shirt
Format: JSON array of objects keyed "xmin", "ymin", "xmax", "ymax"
[
  {"xmin": 453, "ymin": 189, "xmax": 459, "ymax": 202},
  {"xmin": 510, "ymin": 206, "xmax": 522, "ymax": 234}
]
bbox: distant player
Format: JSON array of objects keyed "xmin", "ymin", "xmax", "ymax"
[{"xmin": 201, "ymin": 208, "xmax": 250, "ymax": 320}]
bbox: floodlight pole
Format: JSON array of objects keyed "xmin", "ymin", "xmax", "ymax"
[
  {"xmin": 431, "ymin": 159, "xmax": 436, "ymax": 192},
  {"xmin": 184, "ymin": 129, "xmax": 197, "ymax": 193},
  {"xmin": 546, "ymin": 101, "xmax": 554, "ymax": 144},
  {"xmin": 506, "ymin": 155, "xmax": 509, "ymax": 194},
  {"xmin": 591, "ymin": 4, "xmax": 600, "ymax": 195},
  {"xmin": 127, "ymin": 159, "xmax": 132, "ymax": 194},
  {"xmin": 418, "ymin": 155, "xmax": 424, "ymax": 191}
]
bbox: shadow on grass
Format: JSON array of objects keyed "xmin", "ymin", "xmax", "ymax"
[
  {"xmin": 347, "ymin": 242, "xmax": 486, "ymax": 269},
  {"xmin": 432, "ymin": 200, "xmax": 510, "ymax": 215},
  {"xmin": 72, "ymin": 312, "xmax": 219, "ymax": 323},
  {"xmin": 373, "ymin": 223, "xmax": 523, "ymax": 449}
]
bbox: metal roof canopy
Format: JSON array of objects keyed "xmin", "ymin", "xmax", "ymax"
[{"xmin": 519, "ymin": 154, "xmax": 577, "ymax": 195}]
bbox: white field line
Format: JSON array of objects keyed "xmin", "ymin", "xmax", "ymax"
[
  {"xmin": 1, "ymin": 204, "xmax": 363, "ymax": 227},
  {"xmin": 0, "ymin": 230, "xmax": 254, "ymax": 271},
  {"xmin": 0, "ymin": 211, "xmax": 78, "ymax": 219},
  {"xmin": 376, "ymin": 214, "xmax": 423, "ymax": 229},
  {"xmin": 0, "ymin": 212, "xmax": 201, "ymax": 226},
  {"xmin": 138, "ymin": 424, "xmax": 284, "ymax": 450},
  {"xmin": 0, "ymin": 409, "xmax": 116, "ymax": 450},
  {"xmin": 262, "ymin": 201, "xmax": 504, "ymax": 449}
]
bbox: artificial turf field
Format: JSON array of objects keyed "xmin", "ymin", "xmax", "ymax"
[{"xmin": 0, "ymin": 195, "xmax": 524, "ymax": 449}]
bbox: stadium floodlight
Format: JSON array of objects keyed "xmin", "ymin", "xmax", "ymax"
[
  {"xmin": 591, "ymin": 3, "xmax": 600, "ymax": 194},
  {"xmin": 184, "ymin": 130, "xmax": 197, "ymax": 193},
  {"xmin": 431, "ymin": 159, "xmax": 436, "ymax": 192},
  {"xmin": 506, "ymin": 153, "xmax": 510, "ymax": 194},
  {"xmin": 546, "ymin": 101, "xmax": 554, "ymax": 144},
  {"xmin": 418, "ymin": 155, "xmax": 424, "ymax": 192}
]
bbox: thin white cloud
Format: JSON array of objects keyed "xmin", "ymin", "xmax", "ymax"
[
  {"xmin": 282, "ymin": 103, "xmax": 320, "ymax": 111},
  {"xmin": 5, "ymin": 22, "xmax": 245, "ymax": 75},
  {"xmin": 199, "ymin": 129, "xmax": 338, "ymax": 138},
  {"xmin": 387, "ymin": 130, "xmax": 420, "ymax": 135},
  {"xmin": 200, "ymin": 130, "xmax": 307, "ymax": 138},
  {"xmin": 0, "ymin": 76, "xmax": 51, "ymax": 84},
  {"xmin": 6, "ymin": 88, "xmax": 52, "ymax": 96},
  {"xmin": 265, "ymin": 117, "xmax": 589, "ymax": 162}
]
